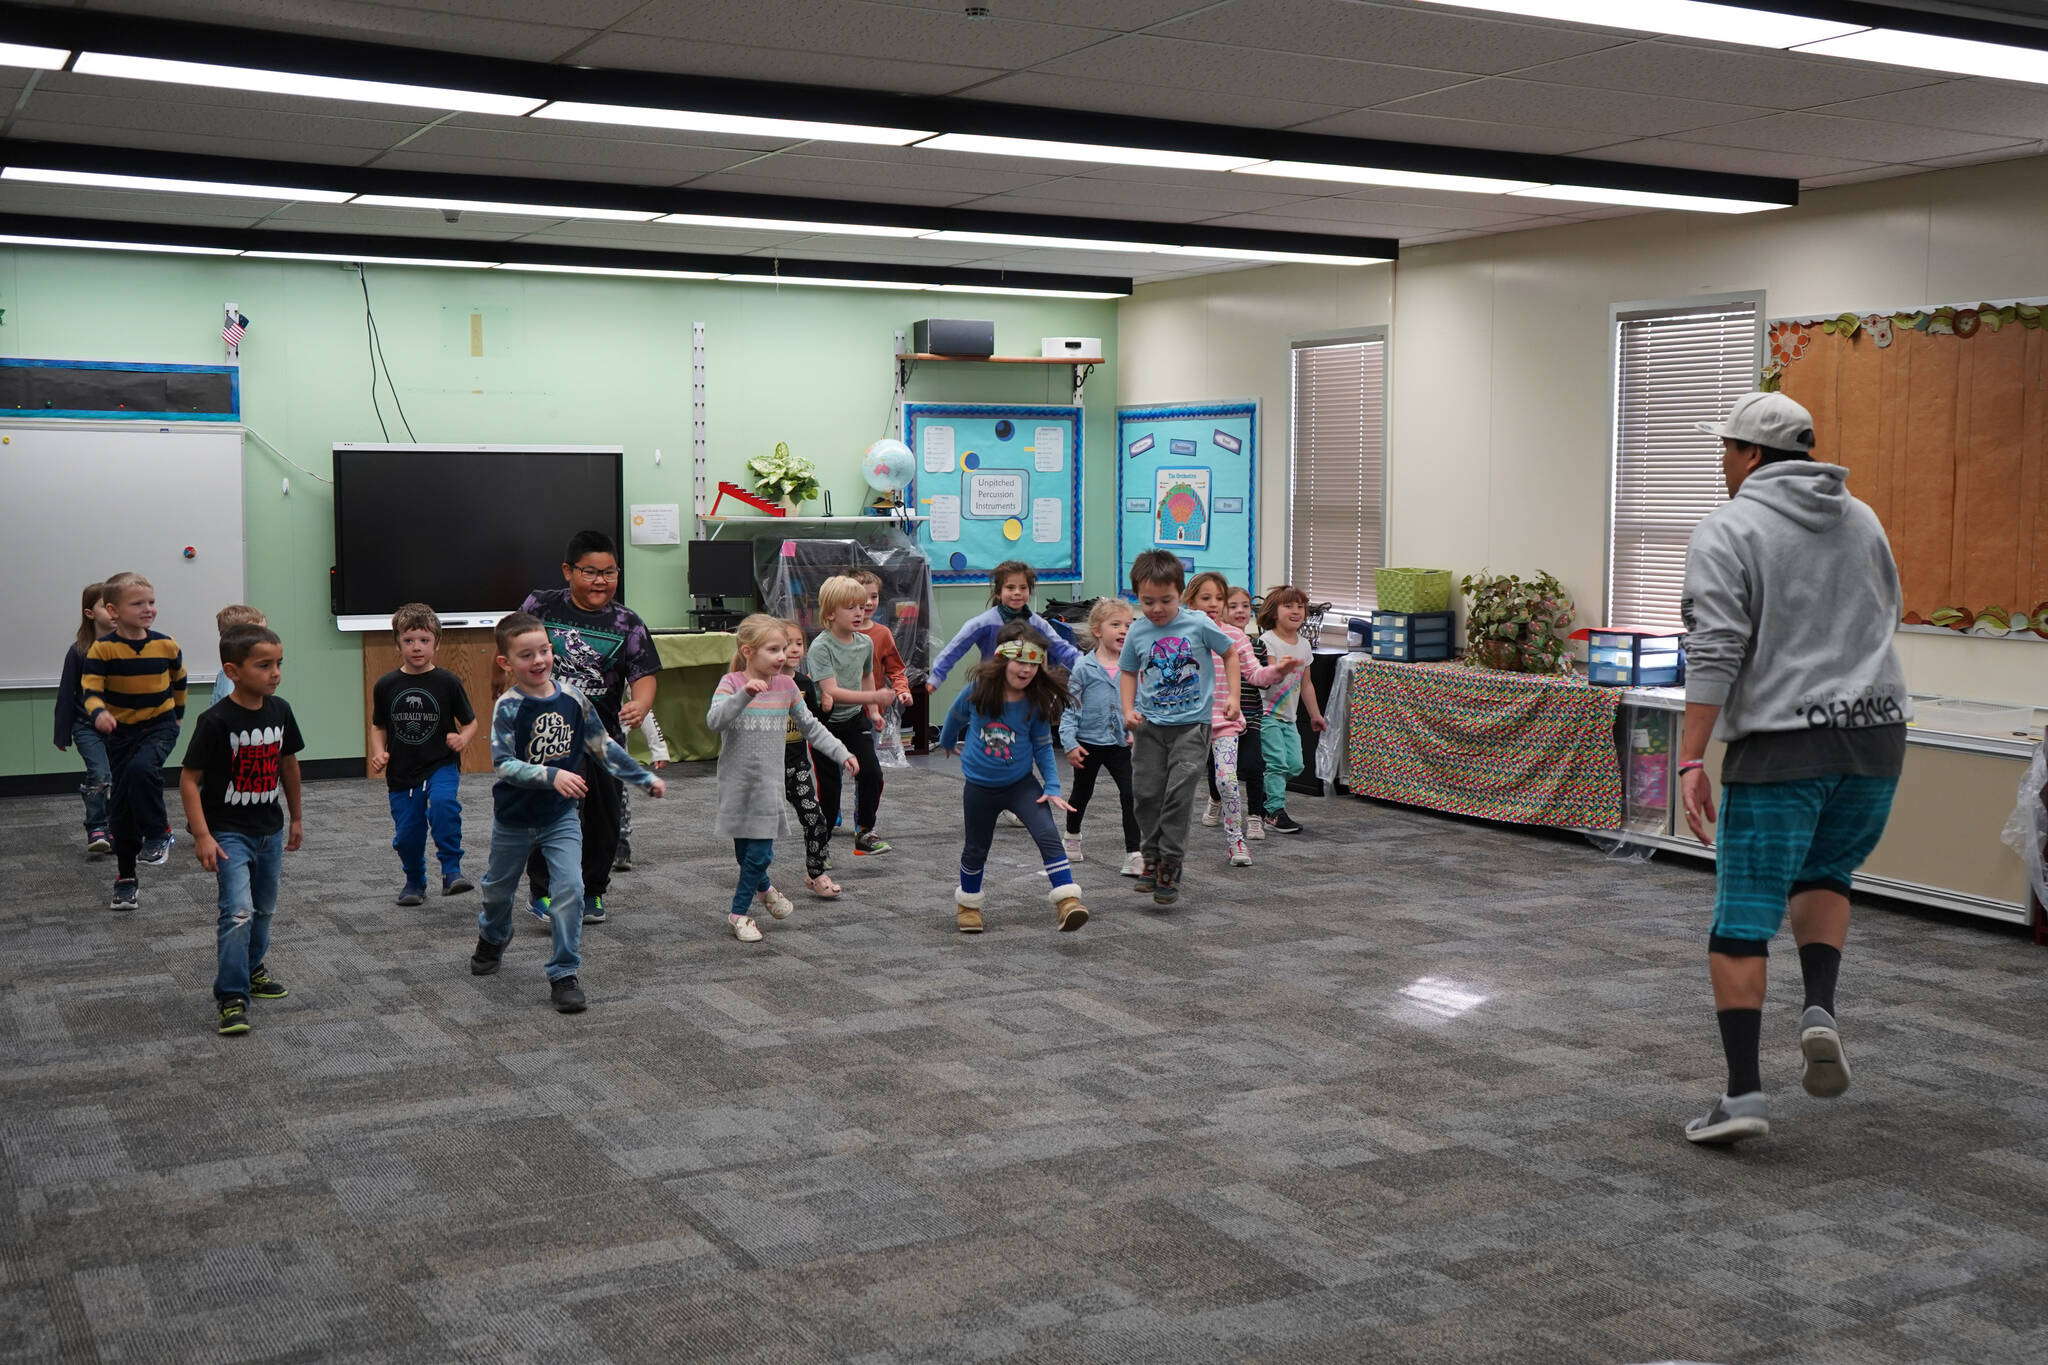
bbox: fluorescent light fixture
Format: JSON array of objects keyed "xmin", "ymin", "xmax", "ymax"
[
  {"xmin": 0, "ymin": 42, "xmax": 71, "ymax": 70},
  {"xmin": 656, "ymin": 212, "xmax": 923, "ymax": 237},
  {"xmin": 243, "ymin": 250, "xmax": 494, "ymax": 268},
  {"xmin": 924, "ymin": 229, "xmax": 1174, "ymax": 253},
  {"xmin": 1415, "ymin": 0, "xmax": 1863, "ymax": 48},
  {"xmin": 915, "ymin": 132, "xmax": 1262, "ymax": 173},
  {"xmin": 1, "ymin": 166, "xmax": 356, "ymax": 203},
  {"xmin": 72, "ymin": 52, "xmax": 542, "ymax": 116},
  {"xmin": 536, "ymin": 101, "xmax": 930, "ymax": 146},
  {"xmin": 0, "ymin": 233, "xmax": 238, "ymax": 255},
  {"xmin": 931, "ymin": 283, "xmax": 1126, "ymax": 299},
  {"xmin": 1509, "ymin": 184, "xmax": 1785, "ymax": 213},
  {"xmin": 1237, "ymin": 160, "xmax": 1541, "ymax": 195},
  {"xmin": 352, "ymin": 193, "xmax": 659, "ymax": 222},
  {"xmin": 719, "ymin": 274, "xmax": 935, "ymax": 291},
  {"xmin": 1792, "ymin": 27, "xmax": 2048, "ymax": 84},
  {"xmin": 494, "ymin": 262, "xmax": 721, "ymax": 280},
  {"xmin": 1159, "ymin": 244, "xmax": 1388, "ymax": 266}
]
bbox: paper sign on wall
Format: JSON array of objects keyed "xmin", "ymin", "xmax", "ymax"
[
  {"xmin": 922, "ymin": 424, "xmax": 955, "ymax": 474},
  {"xmin": 1154, "ymin": 467, "xmax": 1211, "ymax": 549},
  {"xmin": 1031, "ymin": 498, "xmax": 1062, "ymax": 542},
  {"xmin": 927, "ymin": 494, "xmax": 961, "ymax": 542},
  {"xmin": 628, "ymin": 503, "xmax": 680, "ymax": 545},
  {"xmin": 1033, "ymin": 425, "xmax": 1065, "ymax": 472},
  {"xmin": 967, "ymin": 471, "xmax": 1027, "ymax": 518}
]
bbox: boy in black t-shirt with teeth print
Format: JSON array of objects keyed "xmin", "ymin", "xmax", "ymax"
[{"xmin": 180, "ymin": 624, "xmax": 305, "ymax": 1037}]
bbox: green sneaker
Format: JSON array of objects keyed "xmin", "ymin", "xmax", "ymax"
[
  {"xmin": 853, "ymin": 829, "xmax": 891, "ymax": 856},
  {"xmin": 217, "ymin": 1000, "xmax": 250, "ymax": 1035},
  {"xmin": 581, "ymin": 895, "xmax": 607, "ymax": 925},
  {"xmin": 529, "ymin": 896, "xmax": 551, "ymax": 925},
  {"xmin": 247, "ymin": 967, "xmax": 288, "ymax": 1000}
]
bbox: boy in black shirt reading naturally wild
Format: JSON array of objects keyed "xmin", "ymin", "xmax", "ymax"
[
  {"xmin": 179, "ymin": 624, "xmax": 304, "ymax": 1037},
  {"xmin": 370, "ymin": 603, "xmax": 478, "ymax": 906}
]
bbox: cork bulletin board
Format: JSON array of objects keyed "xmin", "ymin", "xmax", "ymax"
[{"xmin": 1767, "ymin": 299, "xmax": 2048, "ymax": 638}]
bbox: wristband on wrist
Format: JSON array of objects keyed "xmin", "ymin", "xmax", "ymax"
[{"xmin": 1678, "ymin": 759, "xmax": 1705, "ymax": 774}]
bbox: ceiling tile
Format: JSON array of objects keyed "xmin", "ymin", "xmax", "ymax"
[
  {"xmin": 1248, "ymin": 196, "xmax": 1557, "ymax": 229},
  {"xmin": 390, "ymin": 122, "xmax": 764, "ymax": 179},
  {"xmin": 747, "ymin": 244, "xmax": 983, "ymax": 269},
  {"xmin": 1574, "ymin": 137, "xmax": 1883, "ymax": 181},
  {"xmin": 948, "ymin": 193, "xmax": 1212, "ymax": 223},
  {"xmin": 1670, "ymin": 112, "xmax": 2030, "ymax": 163},
  {"xmin": 872, "ymin": 0, "xmax": 1208, "ymax": 29},
  {"xmin": 1509, "ymin": 39, "xmax": 1942, "ymax": 109},
  {"xmin": 430, "ymin": 111, "xmax": 794, "ymax": 154},
  {"xmin": 82, "ymin": 0, "xmax": 607, "ymax": 61},
  {"xmin": 0, "ymin": 182, "xmax": 277, "ymax": 224},
  {"xmin": 20, "ymin": 76, "xmax": 431, "ymax": 148},
  {"xmin": 368, "ymin": 149, "xmax": 723, "ymax": 186},
  {"xmin": 991, "ymin": 174, "xmax": 1311, "ymax": 214},
  {"xmin": 0, "ymin": 198, "xmax": 264, "ymax": 232},
  {"xmin": 1031, "ymin": 34, "xmax": 1469, "ymax": 109},
  {"xmin": 679, "ymin": 174, "xmax": 977, "ymax": 208},
  {"xmin": 1910, "ymin": 145, "xmax": 2048, "ymax": 170},
  {"xmin": 259, "ymin": 203, "xmax": 528, "ymax": 240},
  {"xmin": 523, "ymin": 219, "xmax": 802, "ymax": 249},
  {"xmin": 963, "ymin": 71, "xmax": 1346, "ymax": 130},
  {"xmin": 1151, "ymin": 0, "xmax": 1628, "ymax": 74},
  {"xmin": 1373, "ymin": 78, "xmax": 1764, "ymax": 138},
  {"xmin": 1812, "ymin": 80, "xmax": 2048, "ymax": 141},
  {"xmin": 1801, "ymin": 164, "xmax": 1925, "ymax": 188},
  {"xmin": 7, "ymin": 122, "xmax": 383, "ymax": 167},
  {"xmin": 568, "ymin": 31, "xmax": 1003, "ymax": 94},
  {"xmin": 614, "ymin": 1, "xmax": 1105, "ymax": 69},
  {"xmin": 705, "ymin": 152, "xmax": 1058, "ymax": 196},
  {"xmin": 1286, "ymin": 107, "xmax": 1623, "ymax": 154}
]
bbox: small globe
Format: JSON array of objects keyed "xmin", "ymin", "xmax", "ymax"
[{"xmin": 864, "ymin": 438, "xmax": 916, "ymax": 492}]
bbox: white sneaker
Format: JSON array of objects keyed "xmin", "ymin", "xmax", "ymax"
[
  {"xmin": 757, "ymin": 886, "xmax": 795, "ymax": 920},
  {"xmin": 1228, "ymin": 837, "xmax": 1252, "ymax": 867},
  {"xmin": 1120, "ymin": 851, "xmax": 1146, "ymax": 877},
  {"xmin": 1063, "ymin": 834, "xmax": 1084, "ymax": 862},
  {"xmin": 1246, "ymin": 814, "xmax": 1266, "ymax": 840},
  {"xmin": 729, "ymin": 914, "xmax": 763, "ymax": 942},
  {"xmin": 1000, "ymin": 809, "xmax": 1025, "ymax": 827},
  {"xmin": 1201, "ymin": 799, "xmax": 1221, "ymax": 828}
]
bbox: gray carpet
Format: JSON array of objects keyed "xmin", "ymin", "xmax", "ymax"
[{"xmin": 5, "ymin": 759, "xmax": 2048, "ymax": 1364}]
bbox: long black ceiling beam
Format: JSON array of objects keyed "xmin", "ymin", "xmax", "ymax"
[
  {"xmin": 0, "ymin": 211, "xmax": 1137, "ymax": 294},
  {"xmin": 0, "ymin": 0, "xmax": 1797, "ymax": 206},
  {"xmin": 0, "ymin": 139, "xmax": 1400, "ymax": 260}
]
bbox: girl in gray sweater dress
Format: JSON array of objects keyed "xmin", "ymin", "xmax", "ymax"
[{"xmin": 707, "ymin": 615, "xmax": 856, "ymax": 942}]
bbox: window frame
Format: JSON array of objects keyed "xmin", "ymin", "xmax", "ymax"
[
  {"xmin": 1287, "ymin": 325, "xmax": 1389, "ymax": 632},
  {"xmin": 1606, "ymin": 292, "xmax": 1765, "ymax": 630}
]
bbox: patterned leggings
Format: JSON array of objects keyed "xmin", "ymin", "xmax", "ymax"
[
  {"xmin": 1211, "ymin": 733, "xmax": 1245, "ymax": 846},
  {"xmin": 783, "ymin": 741, "xmax": 831, "ymax": 877}
]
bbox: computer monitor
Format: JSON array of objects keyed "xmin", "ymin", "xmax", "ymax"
[{"xmin": 688, "ymin": 538, "xmax": 758, "ymax": 601}]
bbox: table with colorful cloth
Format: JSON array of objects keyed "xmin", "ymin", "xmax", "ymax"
[
  {"xmin": 631, "ymin": 631, "xmax": 736, "ymax": 763},
  {"xmin": 1341, "ymin": 657, "xmax": 1623, "ymax": 830}
]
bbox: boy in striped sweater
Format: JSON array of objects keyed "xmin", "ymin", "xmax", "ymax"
[{"xmin": 81, "ymin": 571, "xmax": 188, "ymax": 910}]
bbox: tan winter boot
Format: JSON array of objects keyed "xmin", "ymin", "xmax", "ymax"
[
  {"xmin": 1051, "ymin": 883, "xmax": 1088, "ymax": 932},
  {"xmin": 955, "ymin": 889, "xmax": 985, "ymax": 934}
]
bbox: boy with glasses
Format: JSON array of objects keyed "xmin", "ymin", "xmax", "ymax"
[{"xmin": 519, "ymin": 530, "xmax": 660, "ymax": 925}]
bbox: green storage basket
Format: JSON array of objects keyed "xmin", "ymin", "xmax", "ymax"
[{"xmin": 1374, "ymin": 567, "xmax": 1453, "ymax": 614}]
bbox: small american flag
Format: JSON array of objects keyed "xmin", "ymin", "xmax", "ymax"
[{"xmin": 222, "ymin": 310, "xmax": 248, "ymax": 348}]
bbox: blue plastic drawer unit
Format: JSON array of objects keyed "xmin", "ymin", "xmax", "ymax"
[
  {"xmin": 1587, "ymin": 629, "xmax": 1684, "ymax": 687},
  {"xmin": 1371, "ymin": 610, "xmax": 1456, "ymax": 663}
]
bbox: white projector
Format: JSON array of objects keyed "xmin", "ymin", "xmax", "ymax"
[{"xmin": 1040, "ymin": 336, "xmax": 1102, "ymax": 358}]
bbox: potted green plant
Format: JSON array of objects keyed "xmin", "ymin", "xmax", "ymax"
[
  {"xmin": 1459, "ymin": 570, "xmax": 1575, "ymax": 674},
  {"xmin": 746, "ymin": 442, "xmax": 821, "ymax": 512}
]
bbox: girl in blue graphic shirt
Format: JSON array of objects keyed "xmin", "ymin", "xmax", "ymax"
[{"xmin": 938, "ymin": 621, "xmax": 1087, "ymax": 936}]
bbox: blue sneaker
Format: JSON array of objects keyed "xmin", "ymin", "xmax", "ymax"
[
  {"xmin": 528, "ymin": 895, "xmax": 551, "ymax": 924},
  {"xmin": 396, "ymin": 884, "xmax": 427, "ymax": 907},
  {"xmin": 140, "ymin": 834, "xmax": 174, "ymax": 867},
  {"xmin": 581, "ymin": 895, "xmax": 606, "ymax": 925}
]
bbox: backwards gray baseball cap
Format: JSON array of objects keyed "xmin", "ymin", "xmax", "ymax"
[{"xmin": 1697, "ymin": 390, "xmax": 1815, "ymax": 451}]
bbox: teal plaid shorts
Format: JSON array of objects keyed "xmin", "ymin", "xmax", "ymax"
[{"xmin": 1711, "ymin": 774, "xmax": 1899, "ymax": 948}]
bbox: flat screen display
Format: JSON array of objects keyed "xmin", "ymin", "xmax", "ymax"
[{"xmin": 332, "ymin": 445, "xmax": 623, "ymax": 619}]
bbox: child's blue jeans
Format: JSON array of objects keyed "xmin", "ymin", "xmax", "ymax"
[
  {"xmin": 70, "ymin": 719, "xmax": 111, "ymax": 831},
  {"xmin": 478, "ymin": 810, "xmax": 583, "ymax": 982},
  {"xmin": 389, "ymin": 762, "xmax": 464, "ymax": 889},
  {"xmin": 731, "ymin": 838, "xmax": 774, "ymax": 917},
  {"xmin": 213, "ymin": 829, "xmax": 283, "ymax": 1003}
]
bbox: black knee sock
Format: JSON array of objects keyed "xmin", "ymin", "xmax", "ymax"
[
  {"xmin": 1717, "ymin": 1008, "xmax": 1763, "ymax": 1097},
  {"xmin": 1798, "ymin": 943, "xmax": 1841, "ymax": 1015}
]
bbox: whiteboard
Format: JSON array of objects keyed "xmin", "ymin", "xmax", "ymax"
[{"xmin": 0, "ymin": 421, "xmax": 245, "ymax": 688}]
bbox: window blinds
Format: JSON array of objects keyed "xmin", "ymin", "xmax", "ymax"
[
  {"xmin": 1610, "ymin": 303, "xmax": 1758, "ymax": 630},
  {"xmin": 1290, "ymin": 338, "xmax": 1385, "ymax": 619}
]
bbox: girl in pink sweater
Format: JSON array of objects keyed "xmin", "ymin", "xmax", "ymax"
[{"xmin": 1184, "ymin": 573, "xmax": 1301, "ymax": 867}]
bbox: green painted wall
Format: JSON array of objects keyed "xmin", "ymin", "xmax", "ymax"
[{"xmin": 0, "ymin": 246, "xmax": 1118, "ymax": 778}]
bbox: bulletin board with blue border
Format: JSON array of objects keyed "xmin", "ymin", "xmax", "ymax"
[
  {"xmin": 1116, "ymin": 400, "xmax": 1256, "ymax": 591},
  {"xmin": 905, "ymin": 402, "xmax": 1083, "ymax": 585}
]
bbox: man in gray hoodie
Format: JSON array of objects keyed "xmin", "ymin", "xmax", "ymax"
[{"xmin": 1676, "ymin": 390, "xmax": 1910, "ymax": 1147}]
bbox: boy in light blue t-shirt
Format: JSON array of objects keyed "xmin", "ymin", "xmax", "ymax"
[{"xmin": 1117, "ymin": 550, "xmax": 1238, "ymax": 907}]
